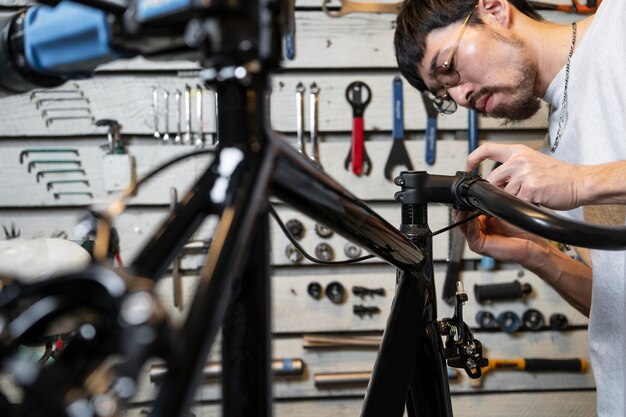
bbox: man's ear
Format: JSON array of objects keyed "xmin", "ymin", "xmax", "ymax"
[{"xmin": 478, "ymin": 0, "xmax": 511, "ymax": 28}]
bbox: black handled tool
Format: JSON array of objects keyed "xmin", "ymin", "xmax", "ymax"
[
  {"xmin": 384, "ymin": 77, "xmax": 413, "ymax": 180},
  {"xmin": 344, "ymin": 81, "xmax": 372, "ymax": 176},
  {"xmin": 474, "ymin": 280, "xmax": 532, "ymax": 303},
  {"xmin": 443, "ymin": 111, "xmax": 480, "ymax": 304}
]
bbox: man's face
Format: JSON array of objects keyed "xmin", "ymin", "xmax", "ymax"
[{"xmin": 419, "ymin": 19, "xmax": 541, "ymax": 122}]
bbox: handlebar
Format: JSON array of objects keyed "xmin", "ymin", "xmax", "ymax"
[
  {"xmin": 465, "ymin": 179, "xmax": 626, "ymax": 250},
  {"xmin": 395, "ymin": 171, "xmax": 626, "ymax": 251}
]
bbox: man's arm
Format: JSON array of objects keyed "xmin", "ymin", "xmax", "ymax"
[
  {"xmin": 459, "ymin": 213, "xmax": 592, "ymax": 316},
  {"xmin": 466, "ymin": 143, "xmax": 626, "ymax": 210},
  {"xmin": 579, "ymin": 161, "xmax": 626, "ymax": 206}
]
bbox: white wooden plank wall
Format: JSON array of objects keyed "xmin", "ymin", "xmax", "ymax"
[{"xmin": 0, "ymin": 1, "xmax": 594, "ymax": 417}]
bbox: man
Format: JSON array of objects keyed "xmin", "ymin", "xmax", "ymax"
[{"xmin": 395, "ymin": 0, "xmax": 626, "ymax": 416}]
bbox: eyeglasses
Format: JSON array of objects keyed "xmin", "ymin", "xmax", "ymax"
[{"xmin": 430, "ymin": 7, "xmax": 477, "ymax": 114}]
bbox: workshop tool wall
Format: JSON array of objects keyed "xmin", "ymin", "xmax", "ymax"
[{"xmin": 0, "ymin": 2, "xmax": 595, "ymax": 416}]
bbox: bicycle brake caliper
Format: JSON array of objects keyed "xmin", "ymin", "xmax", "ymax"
[{"xmin": 437, "ymin": 282, "xmax": 488, "ymax": 379}]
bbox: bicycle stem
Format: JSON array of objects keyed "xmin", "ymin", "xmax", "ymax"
[{"xmin": 394, "ymin": 171, "xmax": 626, "ymax": 250}]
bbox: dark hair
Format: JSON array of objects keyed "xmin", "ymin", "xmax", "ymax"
[{"xmin": 394, "ymin": 0, "xmax": 543, "ymax": 92}]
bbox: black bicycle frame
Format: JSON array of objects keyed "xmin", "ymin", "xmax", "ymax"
[
  {"xmin": 5, "ymin": 0, "xmax": 626, "ymax": 415},
  {"xmin": 128, "ymin": 73, "xmax": 451, "ymax": 417}
]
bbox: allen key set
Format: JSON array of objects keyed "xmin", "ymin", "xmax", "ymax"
[
  {"xmin": 152, "ymin": 85, "xmax": 217, "ymax": 147},
  {"xmin": 19, "ymin": 147, "xmax": 92, "ymax": 200},
  {"xmin": 30, "ymin": 83, "xmax": 94, "ymax": 127}
]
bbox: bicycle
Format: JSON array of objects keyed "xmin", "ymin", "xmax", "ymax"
[{"xmin": 1, "ymin": 0, "xmax": 625, "ymax": 416}]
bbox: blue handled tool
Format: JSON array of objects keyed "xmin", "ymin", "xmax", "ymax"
[
  {"xmin": 284, "ymin": 0, "xmax": 296, "ymax": 59},
  {"xmin": 421, "ymin": 92, "xmax": 439, "ymax": 166},
  {"xmin": 468, "ymin": 110, "xmax": 479, "ymax": 161},
  {"xmin": 442, "ymin": 110, "xmax": 482, "ymax": 304},
  {"xmin": 468, "ymin": 110, "xmax": 496, "ymax": 270},
  {"xmin": 383, "ymin": 77, "xmax": 413, "ymax": 180}
]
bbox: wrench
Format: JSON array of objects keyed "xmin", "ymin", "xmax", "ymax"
[
  {"xmin": 442, "ymin": 110, "xmax": 481, "ymax": 305},
  {"xmin": 322, "ymin": 0, "xmax": 402, "ymax": 17},
  {"xmin": 195, "ymin": 84, "xmax": 205, "ymax": 147},
  {"xmin": 383, "ymin": 77, "xmax": 413, "ymax": 180},
  {"xmin": 295, "ymin": 82, "xmax": 307, "ymax": 155},
  {"xmin": 284, "ymin": 0, "xmax": 296, "ymax": 59},
  {"xmin": 344, "ymin": 81, "xmax": 372, "ymax": 176},
  {"xmin": 213, "ymin": 89, "xmax": 219, "ymax": 146},
  {"xmin": 152, "ymin": 86, "xmax": 161, "ymax": 139},
  {"xmin": 184, "ymin": 84, "xmax": 192, "ymax": 145},
  {"xmin": 169, "ymin": 187, "xmax": 184, "ymax": 311},
  {"xmin": 174, "ymin": 89, "xmax": 182, "ymax": 144},
  {"xmin": 309, "ymin": 82, "xmax": 322, "ymax": 168},
  {"xmin": 421, "ymin": 92, "xmax": 439, "ymax": 166},
  {"xmin": 162, "ymin": 90, "xmax": 170, "ymax": 143}
]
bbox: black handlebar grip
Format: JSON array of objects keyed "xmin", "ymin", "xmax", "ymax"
[
  {"xmin": 524, "ymin": 358, "xmax": 586, "ymax": 372},
  {"xmin": 474, "ymin": 280, "xmax": 532, "ymax": 303}
]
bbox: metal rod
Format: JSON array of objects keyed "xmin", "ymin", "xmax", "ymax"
[
  {"xmin": 150, "ymin": 358, "xmax": 304, "ymax": 383},
  {"xmin": 303, "ymin": 334, "xmax": 381, "ymax": 348}
]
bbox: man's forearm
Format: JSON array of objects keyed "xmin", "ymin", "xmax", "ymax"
[
  {"xmin": 580, "ymin": 160, "xmax": 626, "ymax": 206},
  {"xmin": 525, "ymin": 245, "xmax": 592, "ymax": 316}
]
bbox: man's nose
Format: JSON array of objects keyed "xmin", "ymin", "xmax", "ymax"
[{"xmin": 447, "ymin": 82, "xmax": 475, "ymax": 108}]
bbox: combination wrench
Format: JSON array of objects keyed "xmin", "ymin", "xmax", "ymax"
[
  {"xmin": 174, "ymin": 89, "xmax": 182, "ymax": 144},
  {"xmin": 162, "ymin": 90, "xmax": 170, "ymax": 143},
  {"xmin": 152, "ymin": 86, "xmax": 161, "ymax": 139},
  {"xmin": 295, "ymin": 82, "xmax": 307, "ymax": 155},
  {"xmin": 309, "ymin": 82, "xmax": 322, "ymax": 168},
  {"xmin": 184, "ymin": 84, "xmax": 192, "ymax": 145},
  {"xmin": 195, "ymin": 84, "xmax": 204, "ymax": 147}
]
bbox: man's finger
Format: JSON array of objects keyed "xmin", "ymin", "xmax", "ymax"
[{"xmin": 466, "ymin": 143, "xmax": 517, "ymax": 172}]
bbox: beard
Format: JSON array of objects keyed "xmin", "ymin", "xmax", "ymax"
[{"xmin": 470, "ymin": 31, "xmax": 541, "ymax": 123}]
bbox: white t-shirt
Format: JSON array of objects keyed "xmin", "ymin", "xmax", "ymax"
[{"xmin": 543, "ymin": 0, "xmax": 626, "ymax": 415}]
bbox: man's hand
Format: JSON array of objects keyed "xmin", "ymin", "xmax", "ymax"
[
  {"xmin": 456, "ymin": 210, "xmax": 592, "ymax": 316},
  {"xmin": 466, "ymin": 143, "xmax": 584, "ymax": 210},
  {"xmin": 457, "ymin": 211, "xmax": 551, "ymax": 267}
]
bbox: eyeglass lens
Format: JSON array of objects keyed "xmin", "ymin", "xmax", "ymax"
[
  {"xmin": 434, "ymin": 98, "xmax": 457, "ymax": 114},
  {"xmin": 434, "ymin": 66, "xmax": 461, "ymax": 89}
]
